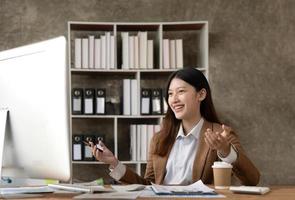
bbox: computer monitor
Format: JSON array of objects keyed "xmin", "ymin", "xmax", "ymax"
[{"xmin": 0, "ymin": 36, "xmax": 71, "ymax": 182}]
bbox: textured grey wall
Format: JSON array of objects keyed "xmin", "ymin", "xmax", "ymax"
[{"xmin": 1, "ymin": 0, "xmax": 295, "ymax": 185}]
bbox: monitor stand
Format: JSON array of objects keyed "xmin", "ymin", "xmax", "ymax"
[{"xmin": 0, "ymin": 108, "xmax": 8, "ymax": 180}]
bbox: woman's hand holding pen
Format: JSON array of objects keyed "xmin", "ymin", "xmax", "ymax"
[
  {"xmin": 204, "ymin": 124, "xmax": 231, "ymax": 157},
  {"xmin": 90, "ymin": 141, "xmax": 119, "ymax": 168}
]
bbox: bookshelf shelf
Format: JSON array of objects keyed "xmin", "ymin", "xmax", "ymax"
[
  {"xmin": 71, "ymin": 115, "xmax": 164, "ymax": 119},
  {"xmin": 68, "ymin": 21, "xmax": 208, "ymax": 182}
]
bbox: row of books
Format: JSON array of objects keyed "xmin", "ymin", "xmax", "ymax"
[
  {"xmin": 130, "ymin": 124, "xmax": 161, "ymax": 161},
  {"xmin": 74, "ymin": 32, "xmax": 116, "ymax": 69},
  {"xmin": 72, "ymin": 88, "xmax": 106, "ymax": 115},
  {"xmin": 121, "ymin": 32, "xmax": 153, "ymax": 69},
  {"xmin": 163, "ymin": 39, "xmax": 183, "ymax": 69},
  {"xmin": 72, "ymin": 134, "xmax": 105, "ymax": 161},
  {"xmin": 74, "ymin": 33, "xmax": 183, "ymax": 70},
  {"xmin": 123, "ymin": 79, "xmax": 168, "ymax": 115}
]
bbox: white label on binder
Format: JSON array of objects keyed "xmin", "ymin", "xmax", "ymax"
[
  {"xmin": 84, "ymin": 99, "xmax": 93, "ymax": 114},
  {"xmin": 73, "ymin": 99, "xmax": 81, "ymax": 112},
  {"xmin": 84, "ymin": 146, "xmax": 92, "ymax": 158},
  {"xmin": 73, "ymin": 144, "xmax": 82, "ymax": 160},
  {"xmin": 96, "ymin": 98, "xmax": 105, "ymax": 114},
  {"xmin": 152, "ymin": 99, "xmax": 161, "ymax": 113},
  {"xmin": 141, "ymin": 98, "xmax": 150, "ymax": 114}
]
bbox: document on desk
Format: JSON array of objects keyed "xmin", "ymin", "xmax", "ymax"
[
  {"xmin": 48, "ymin": 183, "xmax": 114, "ymax": 193},
  {"xmin": 0, "ymin": 186, "xmax": 54, "ymax": 195},
  {"xmin": 151, "ymin": 180, "xmax": 216, "ymax": 195},
  {"xmin": 74, "ymin": 191, "xmax": 141, "ymax": 199}
]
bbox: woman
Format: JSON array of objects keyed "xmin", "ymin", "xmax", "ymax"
[{"xmin": 91, "ymin": 67, "xmax": 260, "ymax": 186}]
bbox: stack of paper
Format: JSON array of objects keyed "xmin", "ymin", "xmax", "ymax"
[{"xmin": 151, "ymin": 180, "xmax": 215, "ymax": 195}]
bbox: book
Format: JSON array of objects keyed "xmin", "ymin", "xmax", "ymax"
[
  {"xmin": 94, "ymin": 39, "xmax": 101, "ymax": 69},
  {"xmin": 100, "ymin": 35, "xmax": 106, "ymax": 69},
  {"xmin": 140, "ymin": 124, "xmax": 148, "ymax": 161},
  {"xmin": 169, "ymin": 40, "xmax": 176, "ymax": 69},
  {"xmin": 130, "ymin": 79, "xmax": 138, "ymax": 115},
  {"xmin": 175, "ymin": 39, "xmax": 183, "ymax": 69},
  {"xmin": 121, "ymin": 32, "xmax": 129, "ymax": 69},
  {"xmin": 138, "ymin": 31, "xmax": 147, "ymax": 69},
  {"xmin": 74, "ymin": 38, "xmax": 82, "ymax": 69},
  {"xmin": 88, "ymin": 35, "xmax": 94, "ymax": 69},
  {"xmin": 136, "ymin": 125, "xmax": 141, "ymax": 161},
  {"xmin": 129, "ymin": 36, "xmax": 134, "ymax": 69},
  {"xmin": 82, "ymin": 38, "xmax": 89, "ymax": 69},
  {"xmin": 163, "ymin": 39, "xmax": 170, "ymax": 69},
  {"xmin": 147, "ymin": 40, "xmax": 153, "ymax": 69},
  {"xmin": 123, "ymin": 79, "xmax": 131, "ymax": 115},
  {"xmin": 134, "ymin": 36, "xmax": 139, "ymax": 69},
  {"xmin": 110, "ymin": 35, "xmax": 115, "ymax": 69},
  {"xmin": 130, "ymin": 125, "xmax": 137, "ymax": 161},
  {"xmin": 106, "ymin": 32, "xmax": 111, "ymax": 69}
]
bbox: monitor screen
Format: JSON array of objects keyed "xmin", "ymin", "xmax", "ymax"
[{"xmin": 0, "ymin": 36, "xmax": 71, "ymax": 182}]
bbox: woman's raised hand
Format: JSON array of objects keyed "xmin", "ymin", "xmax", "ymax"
[
  {"xmin": 204, "ymin": 124, "xmax": 231, "ymax": 157},
  {"xmin": 90, "ymin": 141, "xmax": 119, "ymax": 168}
]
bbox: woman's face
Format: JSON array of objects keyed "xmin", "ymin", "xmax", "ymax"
[{"xmin": 168, "ymin": 78, "xmax": 203, "ymax": 120}]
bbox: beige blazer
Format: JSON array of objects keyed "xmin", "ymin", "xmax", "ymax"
[{"xmin": 120, "ymin": 120, "xmax": 260, "ymax": 185}]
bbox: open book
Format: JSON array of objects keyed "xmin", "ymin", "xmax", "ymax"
[{"xmin": 151, "ymin": 180, "xmax": 216, "ymax": 195}]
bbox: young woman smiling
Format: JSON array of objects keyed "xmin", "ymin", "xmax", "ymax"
[{"xmin": 91, "ymin": 67, "xmax": 260, "ymax": 186}]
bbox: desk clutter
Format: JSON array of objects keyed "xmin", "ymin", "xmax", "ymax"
[{"xmin": 0, "ymin": 180, "xmax": 273, "ymax": 199}]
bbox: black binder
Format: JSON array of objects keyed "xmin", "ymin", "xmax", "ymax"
[
  {"xmin": 141, "ymin": 88, "xmax": 151, "ymax": 115},
  {"xmin": 72, "ymin": 88, "xmax": 83, "ymax": 115},
  {"xmin": 72, "ymin": 135, "xmax": 83, "ymax": 161},
  {"xmin": 83, "ymin": 135, "xmax": 95, "ymax": 161},
  {"xmin": 96, "ymin": 89, "xmax": 106, "ymax": 114},
  {"xmin": 84, "ymin": 88, "xmax": 95, "ymax": 115},
  {"xmin": 151, "ymin": 89, "xmax": 162, "ymax": 115}
]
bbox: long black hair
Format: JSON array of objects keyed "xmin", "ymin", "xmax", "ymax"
[{"xmin": 154, "ymin": 67, "xmax": 220, "ymax": 156}]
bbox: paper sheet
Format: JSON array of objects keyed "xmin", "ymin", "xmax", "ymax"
[{"xmin": 151, "ymin": 180, "xmax": 215, "ymax": 195}]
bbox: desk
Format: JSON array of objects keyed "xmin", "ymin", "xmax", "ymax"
[{"xmin": 11, "ymin": 186, "xmax": 295, "ymax": 200}]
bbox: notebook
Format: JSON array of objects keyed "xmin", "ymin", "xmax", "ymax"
[{"xmin": 229, "ymin": 186, "xmax": 270, "ymax": 195}]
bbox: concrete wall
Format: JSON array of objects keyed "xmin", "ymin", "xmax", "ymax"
[{"xmin": 1, "ymin": 0, "xmax": 294, "ymax": 185}]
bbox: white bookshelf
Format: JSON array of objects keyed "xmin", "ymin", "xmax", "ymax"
[{"xmin": 68, "ymin": 21, "xmax": 209, "ymax": 182}]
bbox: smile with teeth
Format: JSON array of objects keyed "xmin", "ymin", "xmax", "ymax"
[{"xmin": 173, "ymin": 104, "xmax": 184, "ymax": 112}]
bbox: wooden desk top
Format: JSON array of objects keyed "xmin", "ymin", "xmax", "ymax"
[{"xmin": 4, "ymin": 186, "xmax": 295, "ymax": 200}]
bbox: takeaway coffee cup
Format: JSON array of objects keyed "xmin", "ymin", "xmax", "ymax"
[{"xmin": 212, "ymin": 161, "xmax": 232, "ymax": 189}]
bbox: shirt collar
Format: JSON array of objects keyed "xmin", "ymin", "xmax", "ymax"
[{"xmin": 176, "ymin": 118, "xmax": 204, "ymax": 140}]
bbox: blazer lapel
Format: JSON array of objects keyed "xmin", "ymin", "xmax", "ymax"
[
  {"xmin": 154, "ymin": 153, "xmax": 169, "ymax": 184},
  {"xmin": 192, "ymin": 120, "xmax": 211, "ymax": 181}
]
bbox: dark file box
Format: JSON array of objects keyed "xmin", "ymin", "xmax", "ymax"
[
  {"xmin": 72, "ymin": 88, "xmax": 83, "ymax": 115},
  {"xmin": 84, "ymin": 88, "xmax": 95, "ymax": 115},
  {"xmin": 141, "ymin": 88, "xmax": 151, "ymax": 115},
  {"xmin": 96, "ymin": 89, "xmax": 106, "ymax": 114},
  {"xmin": 83, "ymin": 135, "xmax": 95, "ymax": 161},
  {"xmin": 72, "ymin": 135, "xmax": 83, "ymax": 161},
  {"xmin": 151, "ymin": 89, "xmax": 162, "ymax": 115}
]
